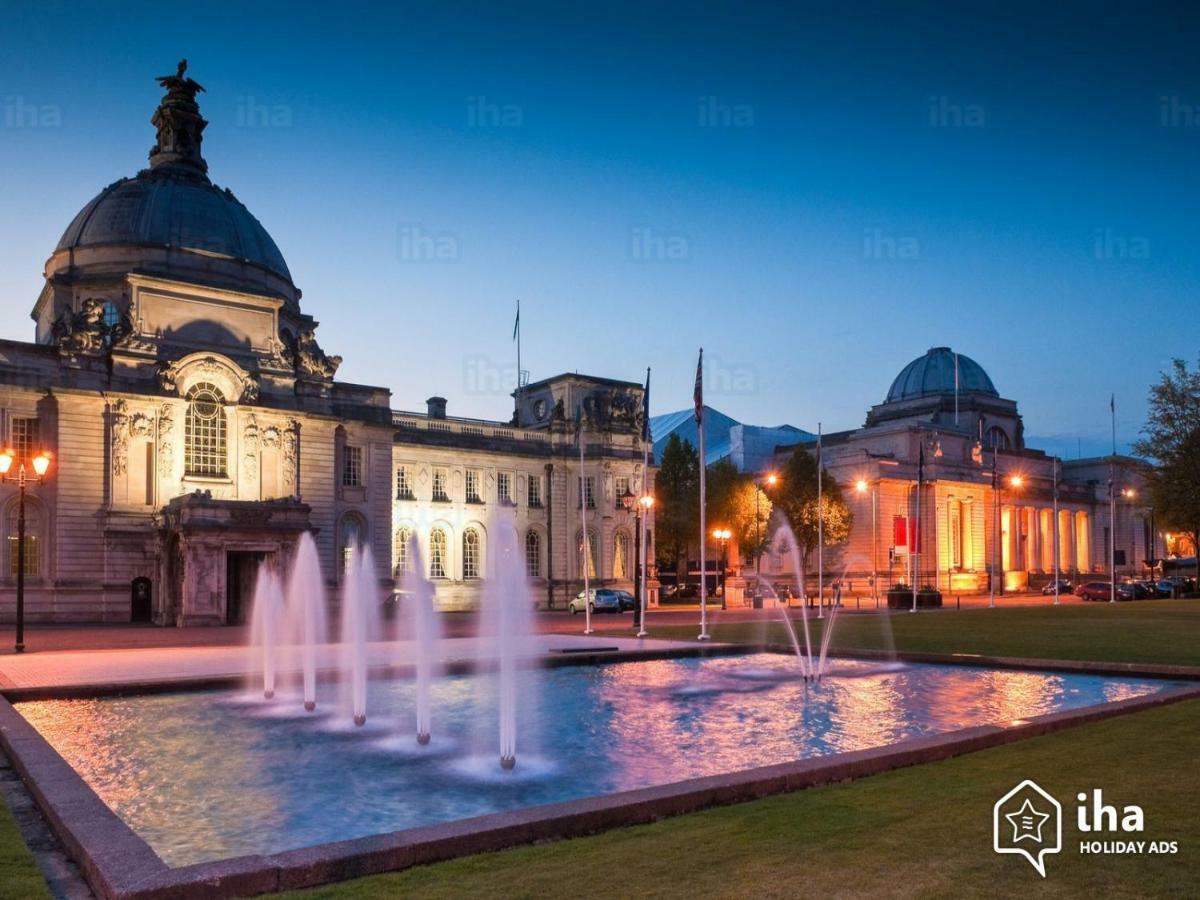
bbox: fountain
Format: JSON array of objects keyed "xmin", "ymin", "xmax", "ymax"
[
  {"xmin": 250, "ymin": 562, "xmax": 284, "ymax": 699},
  {"xmin": 478, "ymin": 523, "xmax": 535, "ymax": 770},
  {"xmin": 340, "ymin": 544, "xmax": 380, "ymax": 726},
  {"xmin": 771, "ymin": 517, "xmax": 818, "ymax": 679},
  {"xmin": 399, "ymin": 535, "xmax": 440, "ymax": 745},
  {"xmin": 284, "ymin": 532, "xmax": 327, "ymax": 712}
]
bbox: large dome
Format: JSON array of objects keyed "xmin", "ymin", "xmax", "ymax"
[
  {"xmin": 55, "ymin": 170, "xmax": 291, "ymax": 283},
  {"xmin": 886, "ymin": 347, "xmax": 997, "ymax": 402}
]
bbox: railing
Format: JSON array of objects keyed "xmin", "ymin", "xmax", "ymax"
[{"xmin": 391, "ymin": 411, "xmax": 552, "ymax": 443}]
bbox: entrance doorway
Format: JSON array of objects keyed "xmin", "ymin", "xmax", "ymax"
[
  {"xmin": 131, "ymin": 577, "xmax": 153, "ymax": 622},
  {"xmin": 226, "ymin": 551, "xmax": 267, "ymax": 625}
]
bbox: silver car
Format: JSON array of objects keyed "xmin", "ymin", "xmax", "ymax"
[{"xmin": 569, "ymin": 588, "xmax": 622, "ymax": 614}]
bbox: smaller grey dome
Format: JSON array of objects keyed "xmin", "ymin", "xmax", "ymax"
[{"xmin": 886, "ymin": 347, "xmax": 997, "ymax": 402}]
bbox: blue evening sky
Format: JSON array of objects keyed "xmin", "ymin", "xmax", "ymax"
[{"xmin": 1, "ymin": 1, "xmax": 1196, "ymax": 456}]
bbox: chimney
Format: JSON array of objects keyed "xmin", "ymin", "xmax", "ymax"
[{"xmin": 426, "ymin": 396, "xmax": 447, "ymax": 419}]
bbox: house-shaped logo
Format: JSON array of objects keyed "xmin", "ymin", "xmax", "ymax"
[{"xmin": 993, "ymin": 779, "xmax": 1062, "ymax": 877}]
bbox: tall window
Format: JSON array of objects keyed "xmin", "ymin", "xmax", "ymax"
[
  {"xmin": 429, "ymin": 528, "xmax": 447, "ymax": 578},
  {"xmin": 525, "ymin": 530, "xmax": 541, "ymax": 577},
  {"xmin": 580, "ymin": 476, "xmax": 596, "ymax": 509},
  {"xmin": 395, "ymin": 527, "xmax": 412, "ymax": 576},
  {"xmin": 342, "ymin": 445, "xmax": 363, "ymax": 487},
  {"xmin": 395, "ymin": 465, "xmax": 413, "ymax": 499},
  {"xmin": 10, "ymin": 418, "xmax": 39, "ymax": 467},
  {"xmin": 614, "ymin": 476, "xmax": 630, "ymax": 507},
  {"xmin": 614, "ymin": 531, "xmax": 630, "ymax": 579},
  {"xmin": 339, "ymin": 515, "xmax": 364, "ymax": 574},
  {"xmin": 7, "ymin": 504, "xmax": 39, "ymax": 577},
  {"xmin": 463, "ymin": 528, "xmax": 481, "ymax": 578},
  {"xmin": 986, "ymin": 426, "xmax": 1010, "ymax": 451},
  {"xmin": 466, "ymin": 470, "xmax": 482, "ymax": 503},
  {"xmin": 184, "ymin": 383, "xmax": 226, "ymax": 476},
  {"xmin": 432, "ymin": 468, "xmax": 449, "ymax": 502},
  {"xmin": 949, "ymin": 500, "xmax": 963, "ymax": 570},
  {"xmin": 577, "ymin": 528, "xmax": 597, "ymax": 578},
  {"xmin": 498, "ymin": 472, "xmax": 513, "ymax": 505},
  {"xmin": 527, "ymin": 474, "xmax": 542, "ymax": 508}
]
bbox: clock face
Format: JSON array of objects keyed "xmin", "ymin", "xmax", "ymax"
[{"xmin": 534, "ymin": 398, "xmax": 548, "ymax": 420}]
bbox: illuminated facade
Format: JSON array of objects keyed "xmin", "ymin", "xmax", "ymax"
[
  {"xmin": 766, "ymin": 348, "xmax": 1152, "ymax": 593},
  {"xmin": 0, "ymin": 65, "xmax": 650, "ymax": 624}
]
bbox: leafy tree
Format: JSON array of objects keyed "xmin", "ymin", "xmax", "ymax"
[
  {"xmin": 654, "ymin": 434, "xmax": 698, "ymax": 577},
  {"xmin": 771, "ymin": 446, "xmax": 852, "ymax": 591},
  {"xmin": 1134, "ymin": 359, "xmax": 1200, "ymax": 580},
  {"xmin": 705, "ymin": 459, "xmax": 772, "ymax": 562}
]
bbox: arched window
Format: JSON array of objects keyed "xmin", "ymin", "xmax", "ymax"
[
  {"xmin": 614, "ymin": 531, "xmax": 630, "ymax": 580},
  {"xmin": 6, "ymin": 502, "xmax": 40, "ymax": 578},
  {"xmin": 985, "ymin": 426, "xmax": 1010, "ymax": 451},
  {"xmin": 185, "ymin": 383, "xmax": 227, "ymax": 476},
  {"xmin": 525, "ymin": 530, "xmax": 541, "ymax": 578},
  {"xmin": 339, "ymin": 515, "xmax": 364, "ymax": 574},
  {"xmin": 429, "ymin": 528, "xmax": 447, "ymax": 579},
  {"xmin": 462, "ymin": 528, "xmax": 481, "ymax": 579},
  {"xmin": 577, "ymin": 528, "xmax": 597, "ymax": 579},
  {"xmin": 395, "ymin": 527, "xmax": 412, "ymax": 576}
]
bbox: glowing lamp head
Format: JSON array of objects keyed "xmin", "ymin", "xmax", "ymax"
[
  {"xmin": 855, "ymin": 479, "xmax": 868, "ymax": 494},
  {"xmin": 1009, "ymin": 475, "xmax": 1023, "ymax": 488},
  {"xmin": 765, "ymin": 473, "xmax": 778, "ymax": 487},
  {"xmin": 32, "ymin": 452, "xmax": 50, "ymax": 477},
  {"xmin": 0, "ymin": 450, "xmax": 13, "ymax": 476},
  {"xmin": 639, "ymin": 494, "xmax": 655, "ymax": 510}
]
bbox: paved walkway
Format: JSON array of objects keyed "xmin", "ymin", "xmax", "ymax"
[{"xmin": 0, "ymin": 633, "xmax": 700, "ymax": 692}]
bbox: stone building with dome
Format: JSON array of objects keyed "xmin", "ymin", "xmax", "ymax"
[
  {"xmin": 1, "ymin": 64, "xmax": 652, "ymax": 624},
  {"xmin": 764, "ymin": 348, "xmax": 1152, "ymax": 595}
]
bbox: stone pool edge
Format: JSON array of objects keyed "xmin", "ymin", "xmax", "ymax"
[{"xmin": 1, "ymin": 679, "xmax": 1198, "ymax": 898}]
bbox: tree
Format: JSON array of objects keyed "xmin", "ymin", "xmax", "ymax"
[
  {"xmin": 654, "ymin": 434, "xmax": 698, "ymax": 577},
  {"xmin": 1134, "ymin": 359, "xmax": 1200, "ymax": 581},
  {"xmin": 771, "ymin": 446, "xmax": 852, "ymax": 592},
  {"xmin": 705, "ymin": 459, "xmax": 772, "ymax": 562}
]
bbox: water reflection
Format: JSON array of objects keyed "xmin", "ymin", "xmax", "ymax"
[{"xmin": 17, "ymin": 656, "xmax": 1177, "ymax": 868}]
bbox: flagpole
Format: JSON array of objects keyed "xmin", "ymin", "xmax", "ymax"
[
  {"xmin": 817, "ymin": 422, "xmax": 824, "ymax": 620},
  {"xmin": 1110, "ymin": 394, "xmax": 1116, "ymax": 604},
  {"xmin": 696, "ymin": 349, "xmax": 710, "ymax": 641},
  {"xmin": 579, "ymin": 407, "xmax": 593, "ymax": 634},
  {"xmin": 954, "ymin": 352, "xmax": 960, "ymax": 426},
  {"xmin": 638, "ymin": 367, "xmax": 651, "ymax": 638},
  {"xmin": 1053, "ymin": 456, "xmax": 1060, "ymax": 606},
  {"xmin": 912, "ymin": 442, "xmax": 922, "ymax": 613}
]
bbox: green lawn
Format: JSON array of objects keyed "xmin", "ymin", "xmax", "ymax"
[
  {"xmin": 290, "ymin": 698, "xmax": 1200, "ymax": 899},
  {"xmin": 0, "ymin": 773, "xmax": 50, "ymax": 900},
  {"xmin": 651, "ymin": 600, "xmax": 1200, "ymax": 667}
]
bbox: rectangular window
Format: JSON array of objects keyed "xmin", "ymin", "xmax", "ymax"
[
  {"xmin": 614, "ymin": 476, "xmax": 630, "ymax": 507},
  {"xmin": 432, "ymin": 468, "xmax": 449, "ymax": 501},
  {"xmin": 11, "ymin": 418, "xmax": 38, "ymax": 467},
  {"xmin": 584, "ymin": 476, "xmax": 596, "ymax": 509},
  {"xmin": 342, "ymin": 445, "xmax": 363, "ymax": 487},
  {"xmin": 466, "ymin": 469, "xmax": 482, "ymax": 503},
  {"xmin": 497, "ymin": 472, "xmax": 512, "ymax": 505},
  {"xmin": 8, "ymin": 536, "xmax": 38, "ymax": 577},
  {"xmin": 527, "ymin": 474, "xmax": 542, "ymax": 508},
  {"xmin": 395, "ymin": 465, "xmax": 414, "ymax": 499}
]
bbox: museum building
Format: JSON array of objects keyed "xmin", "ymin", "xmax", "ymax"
[{"xmin": 1, "ymin": 65, "xmax": 653, "ymax": 624}]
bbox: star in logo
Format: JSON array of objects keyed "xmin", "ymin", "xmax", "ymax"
[{"xmin": 1005, "ymin": 798, "xmax": 1051, "ymax": 843}]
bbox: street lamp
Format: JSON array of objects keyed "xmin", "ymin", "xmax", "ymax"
[
  {"xmin": 855, "ymin": 478, "xmax": 879, "ymax": 603},
  {"xmin": 754, "ymin": 472, "xmax": 777, "ymax": 606},
  {"xmin": 712, "ymin": 528, "xmax": 731, "ymax": 609},
  {"xmin": 622, "ymin": 490, "xmax": 655, "ymax": 637},
  {"xmin": 0, "ymin": 448, "xmax": 51, "ymax": 652}
]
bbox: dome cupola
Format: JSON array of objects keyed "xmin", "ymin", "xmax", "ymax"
[{"xmin": 885, "ymin": 347, "xmax": 997, "ymax": 403}]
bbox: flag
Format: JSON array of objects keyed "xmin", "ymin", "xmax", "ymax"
[
  {"xmin": 512, "ymin": 300, "xmax": 520, "ymax": 341},
  {"xmin": 693, "ymin": 348, "xmax": 704, "ymax": 424},
  {"xmin": 642, "ymin": 367, "xmax": 651, "ymax": 442},
  {"xmin": 1110, "ymin": 393, "xmax": 1115, "ymax": 414}
]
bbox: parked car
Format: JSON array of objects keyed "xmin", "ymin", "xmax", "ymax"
[
  {"xmin": 1152, "ymin": 579, "xmax": 1177, "ymax": 598},
  {"xmin": 569, "ymin": 588, "xmax": 623, "ymax": 615},
  {"xmin": 1076, "ymin": 581, "xmax": 1128, "ymax": 601},
  {"xmin": 1121, "ymin": 580, "xmax": 1152, "ymax": 600},
  {"xmin": 662, "ymin": 583, "xmax": 699, "ymax": 600},
  {"xmin": 1041, "ymin": 579, "xmax": 1073, "ymax": 596},
  {"xmin": 614, "ymin": 590, "xmax": 637, "ymax": 612},
  {"xmin": 1165, "ymin": 575, "xmax": 1196, "ymax": 593}
]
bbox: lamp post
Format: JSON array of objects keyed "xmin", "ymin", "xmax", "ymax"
[
  {"xmin": 1122, "ymin": 487, "xmax": 1137, "ymax": 587},
  {"xmin": 0, "ymin": 449, "xmax": 51, "ymax": 653},
  {"xmin": 754, "ymin": 472, "xmax": 777, "ymax": 603},
  {"xmin": 712, "ymin": 528, "xmax": 731, "ymax": 609},
  {"xmin": 636, "ymin": 494, "xmax": 654, "ymax": 636},
  {"xmin": 855, "ymin": 478, "xmax": 878, "ymax": 603}
]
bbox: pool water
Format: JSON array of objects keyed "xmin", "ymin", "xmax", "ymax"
[{"xmin": 16, "ymin": 654, "xmax": 1177, "ymax": 866}]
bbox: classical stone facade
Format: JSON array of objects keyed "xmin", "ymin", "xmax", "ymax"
[{"xmin": 1, "ymin": 64, "xmax": 653, "ymax": 624}]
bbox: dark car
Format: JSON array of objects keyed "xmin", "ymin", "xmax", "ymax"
[
  {"xmin": 614, "ymin": 590, "xmax": 637, "ymax": 612},
  {"xmin": 1077, "ymin": 581, "xmax": 1129, "ymax": 601},
  {"xmin": 1041, "ymin": 579, "xmax": 1073, "ymax": 596},
  {"xmin": 1121, "ymin": 580, "xmax": 1152, "ymax": 600}
]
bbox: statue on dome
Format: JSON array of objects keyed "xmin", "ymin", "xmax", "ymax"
[{"xmin": 155, "ymin": 59, "xmax": 205, "ymax": 99}]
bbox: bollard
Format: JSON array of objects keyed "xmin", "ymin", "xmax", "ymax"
[
  {"xmin": 956, "ymin": 595, "xmax": 960, "ymax": 610},
  {"xmin": 857, "ymin": 595, "xmax": 861, "ymax": 609}
]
